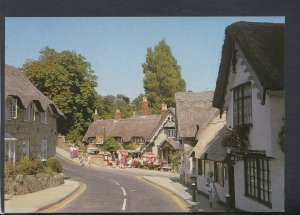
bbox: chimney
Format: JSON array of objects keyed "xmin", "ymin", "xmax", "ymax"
[
  {"xmin": 161, "ymin": 103, "xmax": 167, "ymax": 116},
  {"xmin": 114, "ymin": 109, "xmax": 121, "ymax": 120},
  {"xmin": 141, "ymin": 97, "xmax": 149, "ymax": 115},
  {"xmin": 92, "ymin": 109, "xmax": 99, "ymax": 122}
]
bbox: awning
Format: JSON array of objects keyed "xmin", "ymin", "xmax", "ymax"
[{"xmin": 5, "ymin": 133, "xmax": 17, "ymax": 141}]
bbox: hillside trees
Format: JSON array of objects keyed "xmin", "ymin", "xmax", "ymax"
[
  {"xmin": 142, "ymin": 39, "xmax": 186, "ymax": 113},
  {"xmin": 23, "ymin": 47, "xmax": 101, "ymax": 142}
]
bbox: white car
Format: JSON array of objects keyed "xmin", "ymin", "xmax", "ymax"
[{"xmin": 87, "ymin": 147, "xmax": 100, "ymax": 155}]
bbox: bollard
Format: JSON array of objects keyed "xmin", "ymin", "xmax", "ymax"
[
  {"xmin": 191, "ymin": 182, "xmax": 197, "ymax": 202},
  {"xmin": 225, "ymin": 192, "xmax": 231, "ymax": 212}
]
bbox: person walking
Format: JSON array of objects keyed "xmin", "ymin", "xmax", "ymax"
[
  {"xmin": 118, "ymin": 152, "xmax": 123, "ymax": 168},
  {"xmin": 87, "ymin": 155, "xmax": 92, "ymax": 168},
  {"xmin": 111, "ymin": 152, "xmax": 116, "ymax": 168},
  {"xmin": 206, "ymin": 171, "xmax": 219, "ymax": 208},
  {"xmin": 122, "ymin": 153, "xmax": 127, "ymax": 169}
]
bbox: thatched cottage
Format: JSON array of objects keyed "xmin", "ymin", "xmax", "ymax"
[
  {"xmin": 175, "ymin": 91, "xmax": 218, "ymax": 187},
  {"xmin": 82, "ymin": 97, "xmax": 178, "ymax": 163},
  {"xmin": 5, "ymin": 65, "xmax": 64, "ymax": 163},
  {"xmin": 213, "ymin": 22, "xmax": 284, "ymax": 212}
]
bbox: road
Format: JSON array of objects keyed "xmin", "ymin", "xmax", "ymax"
[{"xmin": 55, "ymin": 156, "xmax": 186, "ymax": 213}]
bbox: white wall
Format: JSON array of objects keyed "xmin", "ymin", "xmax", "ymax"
[
  {"xmin": 226, "ymin": 54, "xmax": 285, "ymax": 212},
  {"xmin": 152, "ymin": 129, "xmax": 167, "ymax": 157}
]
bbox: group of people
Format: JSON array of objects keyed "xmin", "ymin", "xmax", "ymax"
[
  {"xmin": 69, "ymin": 146, "xmax": 78, "ymax": 159},
  {"xmin": 107, "ymin": 151, "xmax": 134, "ymax": 168}
]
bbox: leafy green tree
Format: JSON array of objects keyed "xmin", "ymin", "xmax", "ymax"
[
  {"xmin": 123, "ymin": 143, "xmax": 136, "ymax": 150},
  {"xmin": 142, "ymin": 39, "xmax": 186, "ymax": 113},
  {"xmin": 23, "ymin": 47, "xmax": 101, "ymax": 142},
  {"xmin": 102, "ymin": 136, "xmax": 120, "ymax": 152},
  {"xmin": 131, "ymin": 93, "xmax": 144, "ymax": 115}
]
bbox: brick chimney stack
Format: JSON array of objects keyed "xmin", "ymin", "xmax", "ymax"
[
  {"xmin": 161, "ymin": 103, "xmax": 168, "ymax": 116},
  {"xmin": 114, "ymin": 109, "xmax": 121, "ymax": 120},
  {"xmin": 92, "ymin": 109, "xmax": 99, "ymax": 122},
  {"xmin": 141, "ymin": 96, "xmax": 149, "ymax": 116}
]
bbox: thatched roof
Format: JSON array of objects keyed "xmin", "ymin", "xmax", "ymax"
[
  {"xmin": 82, "ymin": 108, "xmax": 175, "ymax": 143},
  {"xmin": 192, "ymin": 114, "xmax": 227, "ymax": 162},
  {"xmin": 213, "ymin": 22, "xmax": 284, "ymax": 110},
  {"xmin": 5, "ymin": 65, "xmax": 64, "ymax": 116},
  {"xmin": 175, "ymin": 91, "xmax": 219, "ymax": 138}
]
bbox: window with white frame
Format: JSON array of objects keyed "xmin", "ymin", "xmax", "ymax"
[
  {"xmin": 22, "ymin": 140, "xmax": 30, "ymax": 157},
  {"xmin": 40, "ymin": 140, "xmax": 48, "ymax": 161},
  {"xmin": 214, "ymin": 161, "xmax": 224, "ymax": 186},
  {"xmin": 31, "ymin": 103, "xmax": 36, "ymax": 121},
  {"xmin": 233, "ymin": 83, "xmax": 252, "ymax": 127},
  {"xmin": 167, "ymin": 128, "xmax": 176, "ymax": 138},
  {"xmin": 245, "ymin": 155, "xmax": 272, "ymax": 206},
  {"xmin": 40, "ymin": 111, "xmax": 48, "ymax": 124},
  {"xmin": 131, "ymin": 136, "xmax": 144, "ymax": 144},
  {"xmin": 6, "ymin": 98, "xmax": 18, "ymax": 119},
  {"xmin": 5, "ymin": 141, "xmax": 16, "ymax": 164}
]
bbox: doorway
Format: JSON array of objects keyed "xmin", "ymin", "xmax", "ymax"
[{"xmin": 228, "ymin": 165, "xmax": 236, "ymax": 209}]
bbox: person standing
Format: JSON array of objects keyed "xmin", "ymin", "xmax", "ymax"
[
  {"xmin": 118, "ymin": 152, "xmax": 123, "ymax": 168},
  {"xmin": 70, "ymin": 146, "xmax": 74, "ymax": 159},
  {"xmin": 122, "ymin": 153, "xmax": 127, "ymax": 169},
  {"xmin": 111, "ymin": 152, "xmax": 116, "ymax": 168},
  {"xmin": 206, "ymin": 171, "xmax": 219, "ymax": 208},
  {"xmin": 87, "ymin": 155, "xmax": 92, "ymax": 168}
]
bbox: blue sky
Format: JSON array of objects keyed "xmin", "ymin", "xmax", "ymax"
[{"xmin": 6, "ymin": 17, "xmax": 284, "ymax": 100}]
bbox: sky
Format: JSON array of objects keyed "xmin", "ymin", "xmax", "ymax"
[{"xmin": 6, "ymin": 17, "xmax": 284, "ymax": 100}]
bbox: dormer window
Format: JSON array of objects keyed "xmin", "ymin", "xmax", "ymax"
[
  {"xmin": 114, "ymin": 136, "xmax": 123, "ymax": 144},
  {"xmin": 131, "ymin": 136, "xmax": 145, "ymax": 144},
  {"xmin": 41, "ymin": 110, "xmax": 48, "ymax": 124},
  {"xmin": 6, "ymin": 97, "xmax": 18, "ymax": 120},
  {"xmin": 233, "ymin": 83, "xmax": 252, "ymax": 127},
  {"xmin": 24, "ymin": 102, "xmax": 37, "ymax": 122}
]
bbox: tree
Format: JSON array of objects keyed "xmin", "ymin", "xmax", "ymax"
[
  {"xmin": 142, "ymin": 39, "xmax": 186, "ymax": 113},
  {"xmin": 23, "ymin": 47, "xmax": 101, "ymax": 142},
  {"xmin": 102, "ymin": 136, "xmax": 120, "ymax": 152},
  {"xmin": 131, "ymin": 93, "xmax": 144, "ymax": 115},
  {"xmin": 168, "ymin": 150, "xmax": 179, "ymax": 172}
]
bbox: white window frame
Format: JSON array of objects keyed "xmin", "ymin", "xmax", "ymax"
[
  {"xmin": 167, "ymin": 128, "xmax": 176, "ymax": 138},
  {"xmin": 40, "ymin": 111, "xmax": 48, "ymax": 124},
  {"xmin": 24, "ymin": 105, "xmax": 31, "ymax": 122},
  {"xmin": 31, "ymin": 103, "xmax": 37, "ymax": 121},
  {"xmin": 22, "ymin": 140, "xmax": 30, "ymax": 157},
  {"xmin": 40, "ymin": 139, "xmax": 48, "ymax": 161},
  {"xmin": 5, "ymin": 141, "xmax": 16, "ymax": 164},
  {"xmin": 6, "ymin": 98, "xmax": 18, "ymax": 120}
]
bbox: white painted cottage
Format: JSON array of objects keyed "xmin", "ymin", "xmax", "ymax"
[{"xmin": 213, "ymin": 22, "xmax": 284, "ymax": 212}]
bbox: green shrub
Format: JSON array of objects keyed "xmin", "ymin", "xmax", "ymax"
[
  {"xmin": 14, "ymin": 156, "xmax": 38, "ymax": 176},
  {"xmin": 43, "ymin": 166, "xmax": 54, "ymax": 176},
  {"xmin": 46, "ymin": 157, "xmax": 62, "ymax": 173}
]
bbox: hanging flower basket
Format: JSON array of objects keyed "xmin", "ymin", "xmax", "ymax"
[{"xmin": 222, "ymin": 127, "xmax": 248, "ymax": 152}]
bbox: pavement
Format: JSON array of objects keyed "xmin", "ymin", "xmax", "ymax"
[
  {"xmin": 4, "ymin": 179, "xmax": 81, "ymax": 213},
  {"xmin": 3, "ymin": 147, "xmax": 225, "ymax": 213}
]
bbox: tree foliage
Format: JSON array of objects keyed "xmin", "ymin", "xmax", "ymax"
[
  {"xmin": 101, "ymin": 136, "xmax": 120, "ymax": 152},
  {"xmin": 23, "ymin": 47, "xmax": 100, "ymax": 142},
  {"xmin": 142, "ymin": 39, "xmax": 186, "ymax": 113}
]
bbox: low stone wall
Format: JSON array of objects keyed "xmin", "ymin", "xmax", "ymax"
[{"xmin": 5, "ymin": 173, "xmax": 64, "ymax": 195}]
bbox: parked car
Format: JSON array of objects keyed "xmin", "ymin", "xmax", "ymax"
[{"xmin": 87, "ymin": 147, "xmax": 100, "ymax": 155}]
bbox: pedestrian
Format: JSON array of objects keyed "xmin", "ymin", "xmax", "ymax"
[
  {"xmin": 112, "ymin": 152, "xmax": 116, "ymax": 168},
  {"xmin": 87, "ymin": 155, "xmax": 92, "ymax": 168},
  {"xmin": 70, "ymin": 146, "xmax": 74, "ymax": 159},
  {"xmin": 122, "ymin": 153, "xmax": 127, "ymax": 169},
  {"xmin": 118, "ymin": 152, "xmax": 123, "ymax": 168},
  {"xmin": 206, "ymin": 171, "xmax": 219, "ymax": 208},
  {"xmin": 79, "ymin": 154, "xmax": 84, "ymax": 166}
]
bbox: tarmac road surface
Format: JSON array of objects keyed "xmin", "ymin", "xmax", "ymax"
[{"xmin": 55, "ymin": 156, "xmax": 186, "ymax": 213}]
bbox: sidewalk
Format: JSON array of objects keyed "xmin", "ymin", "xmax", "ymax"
[
  {"xmin": 142, "ymin": 176, "xmax": 226, "ymax": 212},
  {"xmin": 57, "ymin": 146, "xmax": 225, "ymax": 212},
  {"xmin": 5, "ymin": 179, "xmax": 80, "ymax": 213}
]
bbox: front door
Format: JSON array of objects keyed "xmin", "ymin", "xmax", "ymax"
[{"xmin": 228, "ymin": 165, "xmax": 236, "ymax": 209}]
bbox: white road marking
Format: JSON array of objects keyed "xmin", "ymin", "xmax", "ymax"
[
  {"xmin": 122, "ymin": 199, "xmax": 126, "ymax": 211},
  {"xmin": 63, "ymin": 167, "xmax": 80, "ymax": 172},
  {"xmin": 121, "ymin": 187, "xmax": 126, "ymax": 196},
  {"xmin": 110, "ymin": 180, "xmax": 120, "ymax": 185}
]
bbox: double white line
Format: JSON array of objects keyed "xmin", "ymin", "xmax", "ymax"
[{"xmin": 110, "ymin": 180, "xmax": 127, "ymax": 211}]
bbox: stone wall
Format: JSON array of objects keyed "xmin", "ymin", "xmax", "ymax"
[{"xmin": 5, "ymin": 173, "xmax": 64, "ymax": 195}]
